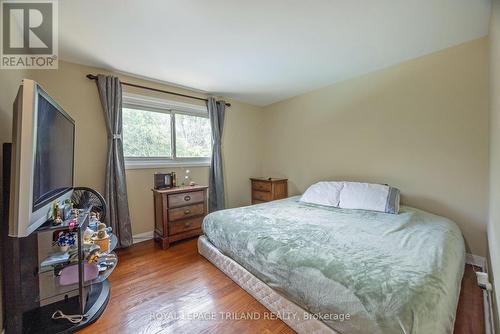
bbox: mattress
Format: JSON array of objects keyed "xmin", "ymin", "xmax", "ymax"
[
  {"xmin": 198, "ymin": 235, "xmax": 336, "ymax": 334},
  {"xmin": 202, "ymin": 197, "xmax": 465, "ymax": 334}
]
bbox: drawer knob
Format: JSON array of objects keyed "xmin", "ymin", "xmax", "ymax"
[
  {"xmin": 185, "ymin": 222, "xmax": 192, "ymax": 228},
  {"xmin": 184, "ymin": 209, "xmax": 191, "ymax": 215},
  {"xmin": 184, "ymin": 195, "xmax": 191, "ymax": 201}
]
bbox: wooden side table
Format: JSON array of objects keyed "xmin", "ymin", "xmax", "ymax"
[
  {"xmin": 250, "ymin": 178, "xmax": 288, "ymax": 204},
  {"xmin": 152, "ymin": 185, "xmax": 208, "ymax": 249}
]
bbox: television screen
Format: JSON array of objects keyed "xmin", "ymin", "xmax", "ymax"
[{"xmin": 32, "ymin": 92, "xmax": 75, "ymax": 211}]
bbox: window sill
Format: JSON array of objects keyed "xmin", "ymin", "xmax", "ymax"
[{"xmin": 125, "ymin": 159, "xmax": 210, "ymax": 170}]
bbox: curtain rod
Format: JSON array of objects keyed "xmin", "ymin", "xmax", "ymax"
[{"xmin": 86, "ymin": 74, "xmax": 231, "ymax": 107}]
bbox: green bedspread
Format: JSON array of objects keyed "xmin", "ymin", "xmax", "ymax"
[{"xmin": 202, "ymin": 197, "xmax": 465, "ymax": 334}]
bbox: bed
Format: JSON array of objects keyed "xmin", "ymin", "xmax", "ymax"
[{"xmin": 199, "ymin": 196, "xmax": 465, "ymax": 334}]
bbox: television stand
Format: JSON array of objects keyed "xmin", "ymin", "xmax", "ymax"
[
  {"xmin": 22, "ymin": 281, "xmax": 110, "ymax": 334},
  {"xmin": 2, "ymin": 143, "xmax": 115, "ymax": 334}
]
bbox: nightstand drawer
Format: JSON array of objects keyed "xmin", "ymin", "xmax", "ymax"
[
  {"xmin": 250, "ymin": 178, "xmax": 288, "ymax": 205},
  {"xmin": 252, "ymin": 181, "xmax": 271, "ymax": 192},
  {"xmin": 168, "ymin": 190, "xmax": 204, "ymax": 208},
  {"xmin": 252, "ymin": 190, "xmax": 272, "ymax": 202},
  {"xmin": 169, "ymin": 203, "xmax": 205, "ymax": 221},
  {"xmin": 169, "ymin": 217, "xmax": 203, "ymax": 235},
  {"xmin": 153, "ymin": 185, "xmax": 208, "ymax": 249}
]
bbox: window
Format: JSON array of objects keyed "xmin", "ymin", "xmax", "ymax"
[
  {"xmin": 175, "ymin": 113, "xmax": 211, "ymax": 158},
  {"xmin": 123, "ymin": 108, "xmax": 172, "ymax": 158},
  {"xmin": 122, "ymin": 94, "xmax": 211, "ymax": 169}
]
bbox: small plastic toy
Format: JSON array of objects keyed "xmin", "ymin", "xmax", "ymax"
[
  {"xmin": 93, "ymin": 223, "xmax": 110, "ymax": 253},
  {"xmin": 68, "ymin": 219, "xmax": 77, "ymax": 230},
  {"xmin": 87, "ymin": 248, "xmax": 100, "ymax": 263}
]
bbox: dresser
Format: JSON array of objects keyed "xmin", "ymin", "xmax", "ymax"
[
  {"xmin": 250, "ymin": 178, "xmax": 288, "ymax": 204},
  {"xmin": 152, "ymin": 185, "xmax": 208, "ymax": 249}
]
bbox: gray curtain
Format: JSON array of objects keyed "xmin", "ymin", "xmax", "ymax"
[
  {"xmin": 207, "ymin": 97, "xmax": 226, "ymax": 212},
  {"xmin": 96, "ymin": 75, "xmax": 133, "ymax": 248}
]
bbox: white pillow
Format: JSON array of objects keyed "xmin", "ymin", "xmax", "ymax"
[
  {"xmin": 300, "ymin": 181, "xmax": 344, "ymax": 207},
  {"xmin": 339, "ymin": 182, "xmax": 400, "ymax": 214}
]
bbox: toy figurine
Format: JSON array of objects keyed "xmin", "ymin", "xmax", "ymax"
[
  {"xmin": 83, "ymin": 227, "xmax": 95, "ymax": 244},
  {"xmin": 68, "ymin": 218, "xmax": 78, "ymax": 230},
  {"xmin": 87, "ymin": 248, "xmax": 100, "ymax": 263},
  {"xmin": 52, "ymin": 201, "xmax": 64, "ymax": 226},
  {"xmin": 82, "ymin": 243, "xmax": 100, "ymax": 261},
  {"xmin": 71, "ymin": 208, "xmax": 80, "ymax": 219},
  {"xmin": 62, "ymin": 199, "xmax": 73, "ymax": 220},
  {"xmin": 52, "ymin": 201, "xmax": 59, "ymax": 220},
  {"xmin": 93, "ymin": 223, "xmax": 110, "ymax": 253},
  {"xmin": 96, "ymin": 223, "xmax": 108, "ymax": 239},
  {"xmin": 53, "ymin": 216, "xmax": 63, "ymax": 226},
  {"xmin": 183, "ymin": 169, "xmax": 191, "ymax": 186}
]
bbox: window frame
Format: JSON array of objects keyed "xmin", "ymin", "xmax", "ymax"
[{"xmin": 122, "ymin": 93, "xmax": 211, "ymax": 169}]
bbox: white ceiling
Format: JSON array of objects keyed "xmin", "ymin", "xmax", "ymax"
[{"xmin": 59, "ymin": 0, "xmax": 491, "ymax": 106}]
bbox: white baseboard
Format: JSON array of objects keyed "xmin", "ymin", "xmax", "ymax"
[
  {"xmin": 465, "ymin": 253, "xmax": 494, "ymax": 334},
  {"xmin": 132, "ymin": 230, "xmax": 154, "ymax": 244},
  {"xmin": 466, "ymin": 253, "xmax": 486, "ymax": 270},
  {"xmin": 485, "ymin": 289, "xmax": 495, "ymax": 334}
]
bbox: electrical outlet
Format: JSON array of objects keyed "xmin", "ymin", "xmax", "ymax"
[{"xmin": 476, "ymin": 271, "xmax": 492, "ymax": 291}]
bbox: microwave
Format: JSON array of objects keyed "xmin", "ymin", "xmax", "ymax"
[{"xmin": 154, "ymin": 172, "xmax": 176, "ymax": 189}]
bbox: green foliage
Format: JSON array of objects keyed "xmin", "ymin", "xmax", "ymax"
[
  {"xmin": 123, "ymin": 108, "xmax": 171, "ymax": 157},
  {"xmin": 122, "ymin": 108, "xmax": 211, "ymax": 158},
  {"xmin": 175, "ymin": 114, "xmax": 211, "ymax": 157}
]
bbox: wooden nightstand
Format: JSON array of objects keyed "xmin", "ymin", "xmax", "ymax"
[
  {"xmin": 152, "ymin": 185, "xmax": 208, "ymax": 249},
  {"xmin": 250, "ymin": 178, "xmax": 288, "ymax": 204}
]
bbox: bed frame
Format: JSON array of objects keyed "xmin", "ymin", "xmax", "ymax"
[{"xmin": 198, "ymin": 235, "xmax": 337, "ymax": 334}]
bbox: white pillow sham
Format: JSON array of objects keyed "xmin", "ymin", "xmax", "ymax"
[
  {"xmin": 339, "ymin": 182, "xmax": 399, "ymax": 214},
  {"xmin": 300, "ymin": 181, "xmax": 400, "ymax": 214},
  {"xmin": 299, "ymin": 181, "xmax": 344, "ymax": 207}
]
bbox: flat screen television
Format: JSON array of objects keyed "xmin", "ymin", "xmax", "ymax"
[{"xmin": 9, "ymin": 79, "xmax": 75, "ymax": 237}]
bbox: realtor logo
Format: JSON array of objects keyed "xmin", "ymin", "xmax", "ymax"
[{"xmin": 1, "ymin": 0, "xmax": 58, "ymax": 69}]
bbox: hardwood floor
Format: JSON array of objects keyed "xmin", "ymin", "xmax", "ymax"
[
  {"xmin": 454, "ymin": 265, "xmax": 486, "ymax": 334},
  {"xmin": 79, "ymin": 238, "xmax": 484, "ymax": 334}
]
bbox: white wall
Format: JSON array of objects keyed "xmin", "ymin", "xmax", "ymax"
[
  {"xmin": 489, "ymin": 0, "xmax": 500, "ymax": 328},
  {"xmin": 262, "ymin": 38, "xmax": 490, "ymax": 257}
]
